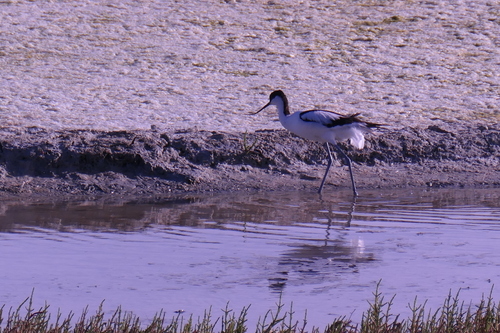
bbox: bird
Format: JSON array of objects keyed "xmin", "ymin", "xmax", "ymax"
[{"xmin": 253, "ymin": 90, "xmax": 380, "ymax": 196}]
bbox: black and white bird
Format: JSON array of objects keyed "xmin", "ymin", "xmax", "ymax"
[{"xmin": 253, "ymin": 90, "xmax": 380, "ymax": 196}]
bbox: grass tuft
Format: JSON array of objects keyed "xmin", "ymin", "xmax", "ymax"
[{"xmin": 1, "ymin": 285, "xmax": 500, "ymax": 333}]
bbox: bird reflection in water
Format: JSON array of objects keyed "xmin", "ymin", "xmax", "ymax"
[{"xmin": 268, "ymin": 196, "xmax": 375, "ymax": 292}]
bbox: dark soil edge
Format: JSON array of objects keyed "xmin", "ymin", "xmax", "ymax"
[{"xmin": 0, "ymin": 124, "xmax": 498, "ymax": 198}]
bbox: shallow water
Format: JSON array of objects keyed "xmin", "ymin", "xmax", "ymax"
[{"xmin": 1, "ymin": 187, "xmax": 500, "ymax": 328}]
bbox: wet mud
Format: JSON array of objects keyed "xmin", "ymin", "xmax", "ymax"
[
  {"xmin": 0, "ymin": 124, "xmax": 498, "ymax": 198},
  {"xmin": 1, "ymin": 0, "xmax": 499, "ymax": 198}
]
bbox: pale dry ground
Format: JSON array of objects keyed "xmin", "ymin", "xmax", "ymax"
[{"xmin": 0, "ymin": 0, "xmax": 499, "ymax": 132}]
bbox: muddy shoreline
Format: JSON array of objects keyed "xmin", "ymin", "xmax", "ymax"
[
  {"xmin": 2, "ymin": 1, "xmax": 499, "ymax": 198},
  {"xmin": 0, "ymin": 123, "xmax": 498, "ymax": 198}
]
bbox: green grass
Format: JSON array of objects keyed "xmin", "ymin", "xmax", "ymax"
[{"xmin": 1, "ymin": 284, "xmax": 500, "ymax": 333}]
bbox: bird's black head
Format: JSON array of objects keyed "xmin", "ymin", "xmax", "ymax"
[
  {"xmin": 268, "ymin": 90, "xmax": 290, "ymax": 115},
  {"xmin": 252, "ymin": 90, "xmax": 290, "ymax": 116},
  {"xmin": 269, "ymin": 90, "xmax": 286, "ymax": 100}
]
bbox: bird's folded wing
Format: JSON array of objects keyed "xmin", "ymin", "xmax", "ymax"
[{"xmin": 299, "ymin": 110, "xmax": 359, "ymax": 128}]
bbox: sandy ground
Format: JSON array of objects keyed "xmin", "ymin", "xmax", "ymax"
[
  {"xmin": 0, "ymin": 0, "xmax": 499, "ymax": 196},
  {"xmin": 1, "ymin": 0, "xmax": 499, "ymax": 132}
]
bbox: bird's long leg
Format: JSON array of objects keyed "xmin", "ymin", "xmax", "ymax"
[
  {"xmin": 318, "ymin": 143, "xmax": 334, "ymax": 194},
  {"xmin": 333, "ymin": 143, "xmax": 358, "ymax": 197}
]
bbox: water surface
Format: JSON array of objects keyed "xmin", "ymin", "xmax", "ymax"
[{"xmin": 1, "ymin": 187, "xmax": 499, "ymax": 328}]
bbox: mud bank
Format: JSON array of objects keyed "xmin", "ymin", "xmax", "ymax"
[{"xmin": 0, "ymin": 124, "xmax": 498, "ymax": 198}]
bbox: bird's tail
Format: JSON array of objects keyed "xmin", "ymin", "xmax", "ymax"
[
  {"xmin": 351, "ymin": 120, "xmax": 385, "ymax": 149},
  {"xmin": 350, "ymin": 113, "xmax": 385, "ymax": 130},
  {"xmin": 364, "ymin": 121, "xmax": 385, "ymax": 129}
]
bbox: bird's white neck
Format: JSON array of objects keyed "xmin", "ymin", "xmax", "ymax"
[{"xmin": 272, "ymin": 97, "xmax": 290, "ymax": 120}]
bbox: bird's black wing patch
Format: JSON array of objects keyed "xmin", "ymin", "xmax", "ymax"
[{"xmin": 300, "ymin": 110, "xmax": 363, "ymax": 128}]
